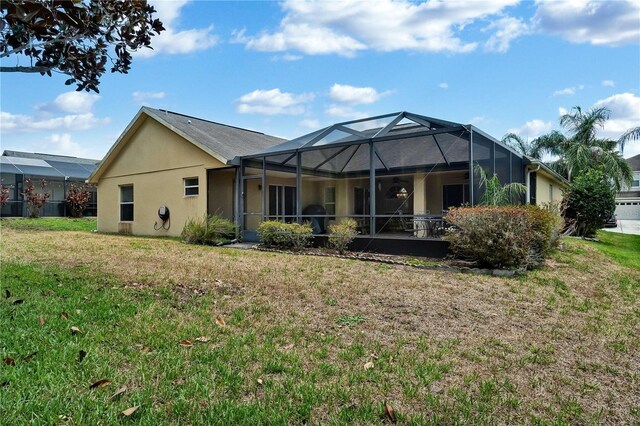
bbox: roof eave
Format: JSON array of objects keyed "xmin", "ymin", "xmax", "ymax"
[
  {"xmin": 527, "ymin": 159, "xmax": 570, "ymax": 187},
  {"xmin": 144, "ymin": 108, "xmax": 230, "ymax": 165},
  {"xmin": 88, "ymin": 107, "xmax": 232, "ymax": 183}
]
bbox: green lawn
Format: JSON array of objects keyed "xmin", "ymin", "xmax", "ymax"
[
  {"xmin": 1, "ymin": 223, "xmax": 639, "ymax": 424},
  {"xmin": 592, "ymin": 231, "xmax": 640, "ymax": 270},
  {"xmin": 1, "ymin": 217, "xmax": 97, "ymax": 232}
]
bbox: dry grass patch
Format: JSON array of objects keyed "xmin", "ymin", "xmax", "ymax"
[{"xmin": 1, "ymin": 228, "xmax": 639, "ymax": 424}]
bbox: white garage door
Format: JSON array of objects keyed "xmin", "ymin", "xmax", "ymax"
[{"xmin": 615, "ymin": 199, "xmax": 640, "ymax": 220}]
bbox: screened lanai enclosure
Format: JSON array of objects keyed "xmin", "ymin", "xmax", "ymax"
[
  {"xmin": 0, "ymin": 151, "xmax": 98, "ymax": 217},
  {"xmin": 235, "ymin": 112, "xmax": 524, "ymax": 251}
]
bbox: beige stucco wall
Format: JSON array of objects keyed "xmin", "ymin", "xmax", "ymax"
[
  {"xmin": 421, "ymin": 171, "xmax": 468, "ymax": 213},
  {"xmin": 208, "ymin": 168, "xmax": 235, "ymax": 221},
  {"xmin": 96, "ymin": 117, "xmax": 225, "ymax": 237},
  {"xmin": 535, "ymin": 172, "xmax": 565, "ymax": 205}
]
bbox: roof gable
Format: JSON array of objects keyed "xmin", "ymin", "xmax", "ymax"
[
  {"xmin": 626, "ymin": 153, "xmax": 640, "ymax": 171},
  {"xmin": 89, "ymin": 107, "xmax": 285, "ymax": 182}
]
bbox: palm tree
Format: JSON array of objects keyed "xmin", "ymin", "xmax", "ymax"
[
  {"xmin": 474, "ymin": 164, "xmax": 527, "ymax": 206},
  {"xmin": 501, "ymin": 133, "xmax": 543, "ymax": 158},
  {"xmin": 618, "ymin": 126, "xmax": 640, "ymax": 155},
  {"xmin": 531, "ymin": 106, "xmax": 632, "ymax": 190}
]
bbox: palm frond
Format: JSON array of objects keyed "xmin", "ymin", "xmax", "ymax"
[{"xmin": 618, "ymin": 126, "xmax": 640, "ymax": 154}]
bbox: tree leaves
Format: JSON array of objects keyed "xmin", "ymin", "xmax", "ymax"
[
  {"xmin": 178, "ymin": 340, "xmax": 193, "ymax": 347},
  {"xmin": 89, "ymin": 379, "xmax": 111, "ymax": 389},
  {"xmin": 60, "ymin": 312, "xmax": 69, "ymax": 319},
  {"xmin": 23, "ymin": 352, "xmax": 37, "ymax": 363},
  {"xmin": 0, "ymin": 1, "xmax": 166, "ymax": 93},
  {"xmin": 70, "ymin": 326, "xmax": 81, "ymax": 334},
  {"xmin": 111, "ymin": 385, "xmax": 127, "ymax": 399},
  {"xmin": 384, "ymin": 402, "xmax": 397, "ymax": 423},
  {"xmin": 122, "ymin": 406, "xmax": 139, "ymax": 417},
  {"xmin": 38, "ymin": 316, "xmax": 45, "ymax": 325},
  {"xmin": 3, "ymin": 357, "xmax": 15, "ymax": 366},
  {"xmin": 215, "ymin": 316, "xmax": 226, "ymax": 327}
]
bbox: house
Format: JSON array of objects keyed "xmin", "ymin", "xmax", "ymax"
[
  {"xmin": 0, "ymin": 151, "xmax": 99, "ymax": 217},
  {"xmin": 614, "ymin": 154, "xmax": 640, "ymax": 220},
  {"xmin": 89, "ymin": 108, "xmax": 568, "ymax": 256},
  {"xmin": 87, "ymin": 107, "xmax": 284, "ymax": 235}
]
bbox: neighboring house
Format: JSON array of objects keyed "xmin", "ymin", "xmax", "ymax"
[
  {"xmin": 89, "ymin": 108, "xmax": 568, "ymax": 256},
  {"xmin": 0, "ymin": 151, "xmax": 99, "ymax": 217},
  {"xmin": 615, "ymin": 154, "xmax": 640, "ymax": 220}
]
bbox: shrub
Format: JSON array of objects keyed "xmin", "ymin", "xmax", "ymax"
[
  {"xmin": 562, "ymin": 169, "xmax": 616, "ymax": 237},
  {"xmin": 328, "ymin": 218, "xmax": 358, "ymax": 254},
  {"xmin": 257, "ymin": 221, "xmax": 313, "ymax": 250},
  {"xmin": 23, "ymin": 178, "xmax": 50, "ymax": 218},
  {"xmin": 257, "ymin": 221, "xmax": 289, "ymax": 247},
  {"xmin": 445, "ymin": 205, "xmax": 563, "ymax": 269},
  {"xmin": 181, "ymin": 214, "xmax": 236, "ymax": 245},
  {"xmin": 0, "ymin": 180, "xmax": 8, "ymax": 206},
  {"xmin": 65, "ymin": 184, "xmax": 91, "ymax": 218},
  {"xmin": 289, "ymin": 222, "xmax": 314, "ymax": 251},
  {"xmin": 523, "ymin": 204, "xmax": 564, "ymax": 264}
]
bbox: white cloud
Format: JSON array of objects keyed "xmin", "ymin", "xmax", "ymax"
[
  {"xmin": 602, "ymin": 80, "xmax": 615, "ymax": 87},
  {"xmin": 593, "ymin": 93, "xmax": 640, "ymax": 143},
  {"xmin": 40, "ymin": 133, "xmax": 102, "ymax": 159},
  {"xmin": 239, "ymin": 0, "xmax": 520, "ymax": 56},
  {"xmin": 0, "ymin": 111, "xmax": 110, "ymax": 134},
  {"xmin": 554, "ymin": 87, "xmax": 575, "ymax": 96},
  {"xmin": 132, "ymin": 91, "xmax": 166, "ymax": 104},
  {"xmin": 484, "ymin": 16, "xmax": 529, "ymax": 52},
  {"xmin": 53, "ymin": 92, "xmax": 99, "ymax": 114},
  {"xmin": 553, "ymin": 85, "xmax": 584, "ymax": 96},
  {"xmin": 137, "ymin": 1, "xmax": 218, "ymax": 58},
  {"xmin": 558, "ymin": 106, "xmax": 568, "ymax": 116},
  {"xmin": 533, "ymin": 0, "xmax": 640, "ymax": 46},
  {"xmin": 236, "ymin": 88, "xmax": 314, "ymax": 115},
  {"xmin": 438, "ymin": 83, "xmax": 449, "ymax": 89},
  {"xmin": 329, "ymin": 84, "xmax": 383, "ymax": 105},
  {"xmin": 507, "ymin": 119, "xmax": 553, "ymax": 140},
  {"xmin": 324, "ymin": 105, "xmax": 368, "ymax": 120},
  {"xmin": 468, "ymin": 116, "xmax": 488, "ymax": 125},
  {"xmin": 36, "ymin": 91, "xmax": 100, "ymax": 114},
  {"xmin": 299, "ymin": 118, "xmax": 320, "ymax": 129},
  {"xmin": 271, "ymin": 53, "xmax": 303, "ymax": 62}
]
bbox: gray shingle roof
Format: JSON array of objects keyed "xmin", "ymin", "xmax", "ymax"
[
  {"xmin": 626, "ymin": 153, "xmax": 640, "ymax": 171},
  {"xmin": 144, "ymin": 108, "xmax": 286, "ymax": 162}
]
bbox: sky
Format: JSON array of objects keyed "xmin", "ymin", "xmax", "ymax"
[{"xmin": 1, "ymin": 0, "xmax": 640, "ymax": 161}]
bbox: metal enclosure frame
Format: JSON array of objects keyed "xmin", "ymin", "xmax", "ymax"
[{"xmin": 235, "ymin": 111, "xmax": 525, "ymax": 240}]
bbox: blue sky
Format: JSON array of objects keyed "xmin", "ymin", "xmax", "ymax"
[{"xmin": 1, "ymin": 0, "xmax": 639, "ymax": 160}]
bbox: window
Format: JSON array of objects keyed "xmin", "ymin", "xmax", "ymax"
[
  {"xmin": 268, "ymin": 185, "xmax": 296, "ymax": 222},
  {"xmin": 120, "ymin": 185, "xmax": 133, "ymax": 222},
  {"xmin": 324, "ymin": 186, "xmax": 335, "ymax": 219},
  {"xmin": 184, "ymin": 177, "xmax": 199, "ymax": 196},
  {"xmin": 443, "ymin": 184, "xmax": 469, "ymax": 210},
  {"xmin": 353, "ymin": 187, "xmax": 370, "ymax": 215}
]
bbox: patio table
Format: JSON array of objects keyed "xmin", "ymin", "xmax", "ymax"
[{"xmin": 411, "ymin": 216, "xmax": 444, "ymax": 238}]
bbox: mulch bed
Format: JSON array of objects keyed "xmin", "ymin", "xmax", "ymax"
[{"xmin": 252, "ymin": 245, "xmax": 522, "ymax": 277}]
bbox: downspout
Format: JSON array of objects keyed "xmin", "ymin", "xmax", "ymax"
[{"xmin": 526, "ymin": 164, "xmax": 541, "ymax": 204}]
